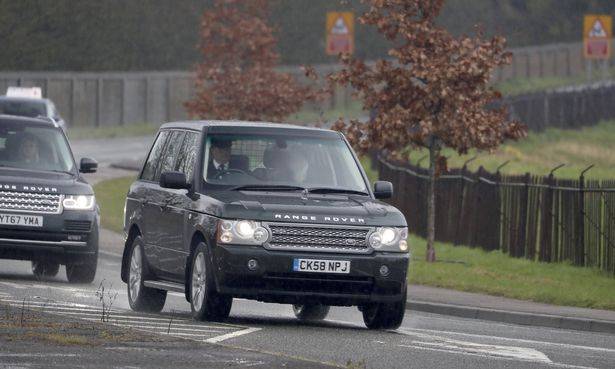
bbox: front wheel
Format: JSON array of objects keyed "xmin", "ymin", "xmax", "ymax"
[
  {"xmin": 32, "ymin": 260, "xmax": 60, "ymax": 279},
  {"xmin": 66, "ymin": 253, "xmax": 97, "ymax": 283},
  {"xmin": 126, "ymin": 236, "xmax": 167, "ymax": 312},
  {"xmin": 292, "ymin": 304, "xmax": 330, "ymax": 321},
  {"xmin": 189, "ymin": 242, "xmax": 232, "ymax": 322},
  {"xmin": 361, "ymin": 290, "xmax": 407, "ymax": 330}
]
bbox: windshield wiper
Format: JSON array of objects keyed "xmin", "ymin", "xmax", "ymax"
[
  {"xmin": 230, "ymin": 184, "xmax": 306, "ymax": 192},
  {"xmin": 307, "ymin": 187, "xmax": 369, "ymax": 196}
]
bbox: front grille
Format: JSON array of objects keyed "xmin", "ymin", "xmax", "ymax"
[
  {"xmin": 0, "ymin": 191, "xmax": 62, "ymax": 214},
  {"xmin": 64, "ymin": 220, "xmax": 92, "ymax": 232},
  {"xmin": 265, "ymin": 223, "xmax": 372, "ymax": 254}
]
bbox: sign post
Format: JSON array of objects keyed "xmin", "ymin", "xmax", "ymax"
[
  {"xmin": 326, "ymin": 12, "xmax": 354, "ymax": 56},
  {"xmin": 583, "ymin": 14, "xmax": 612, "ymax": 80}
]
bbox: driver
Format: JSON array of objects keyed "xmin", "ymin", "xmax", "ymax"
[
  {"xmin": 17, "ymin": 134, "xmax": 41, "ymax": 165},
  {"xmin": 207, "ymin": 138, "xmax": 233, "ymax": 179}
]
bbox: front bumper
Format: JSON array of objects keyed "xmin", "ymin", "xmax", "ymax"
[
  {"xmin": 0, "ymin": 210, "xmax": 98, "ymax": 263},
  {"xmin": 212, "ymin": 245, "xmax": 409, "ymax": 306}
]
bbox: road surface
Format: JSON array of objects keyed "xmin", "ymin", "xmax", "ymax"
[{"xmin": 0, "ymin": 249, "xmax": 614, "ymax": 369}]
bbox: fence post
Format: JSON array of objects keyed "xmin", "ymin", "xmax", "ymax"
[
  {"xmin": 577, "ymin": 165, "xmax": 594, "ymax": 266},
  {"xmin": 517, "ymin": 172, "xmax": 531, "ymax": 258},
  {"xmin": 540, "ymin": 173, "xmax": 555, "ymax": 262}
]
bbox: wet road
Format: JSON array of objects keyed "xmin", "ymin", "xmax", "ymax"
[{"xmin": 1, "ymin": 250, "xmax": 614, "ymax": 369}]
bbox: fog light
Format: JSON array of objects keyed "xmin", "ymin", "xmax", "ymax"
[
  {"xmin": 247, "ymin": 259, "xmax": 258, "ymax": 271},
  {"xmin": 379, "ymin": 265, "xmax": 389, "ymax": 276},
  {"xmin": 399, "ymin": 239, "xmax": 408, "ymax": 251}
]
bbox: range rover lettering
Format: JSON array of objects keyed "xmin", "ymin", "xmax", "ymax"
[
  {"xmin": 121, "ymin": 121, "xmax": 409, "ymax": 329},
  {"xmin": 0, "ymin": 115, "xmax": 99, "ymax": 283}
]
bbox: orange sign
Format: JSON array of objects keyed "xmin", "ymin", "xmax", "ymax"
[
  {"xmin": 584, "ymin": 14, "xmax": 612, "ymax": 59},
  {"xmin": 326, "ymin": 12, "xmax": 354, "ymax": 55}
]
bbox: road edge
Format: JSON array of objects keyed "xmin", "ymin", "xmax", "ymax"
[{"xmin": 406, "ymin": 299, "xmax": 615, "ymax": 334}]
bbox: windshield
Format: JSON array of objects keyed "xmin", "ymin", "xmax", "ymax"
[
  {"xmin": 0, "ymin": 99, "xmax": 47, "ymax": 118},
  {"xmin": 203, "ymin": 133, "xmax": 368, "ymax": 193},
  {"xmin": 0, "ymin": 122, "xmax": 75, "ymax": 173}
]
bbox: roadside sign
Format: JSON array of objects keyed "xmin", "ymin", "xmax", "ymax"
[
  {"xmin": 584, "ymin": 14, "xmax": 612, "ymax": 59},
  {"xmin": 326, "ymin": 12, "xmax": 354, "ymax": 55}
]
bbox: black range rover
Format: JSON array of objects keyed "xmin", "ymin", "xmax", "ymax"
[
  {"xmin": 121, "ymin": 121, "xmax": 409, "ymax": 329},
  {"xmin": 0, "ymin": 115, "xmax": 99, "ymax": 283}
]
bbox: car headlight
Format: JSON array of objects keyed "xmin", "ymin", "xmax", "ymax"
[
  {"xmin": 63, "ymin": 195, "xmax": 95, "ymax": 210},
  {"xmin": 369, "ymin": 227, "xmax": 408, "ymax": 252},
  {"xmin": 217, "ymin": 219, "xmax": 270, "ymax": 245}
]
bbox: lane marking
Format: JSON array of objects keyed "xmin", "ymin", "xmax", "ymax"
[
  {"xmin": 397, "ymin": 327, "xmax": 615, "ymax": 354},
  {"xmin": 408, "ymin": 339, "xmax": 551, "ymax": 363},
  {"xmin": 205, "ymin": 327, "xmax": 262, "ymax": 343}
]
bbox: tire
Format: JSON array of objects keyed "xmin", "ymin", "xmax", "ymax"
[
  {"xmin": 32, "ymin": 260, "xmax": 60, "ymax": 279},
  {"xmin": 66, "ymin": 224, "xmax": 99, "ymax": 284},
  {"xmin": 126, "ymin": 236, "xmax": 167, "ymax": 313},
  {"xmin": 292, "ymin": 304, "xmax": 330, "ymax": 321},
  {"xmin": 361, "ymin": 289, "xmax": 407, "ymax": 330},
  {"xmin": 66, "ymin": 253, "xmax": 97, "ymax": 284},
  {"xmin": 189, "ymin": 242, "xmax": 232, "ymax": 322}
]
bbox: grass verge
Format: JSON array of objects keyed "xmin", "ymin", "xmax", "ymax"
[
  {"xmin": 408, "ymin": 235, "xmax": 615, "ymax": 310},
  {"xmin": 404, "ymin": 120, "xmax": 615, "ymax": 180},
  {"xmin": 94, "ymin": 176, "xmax": 135, "ymax": 234}
]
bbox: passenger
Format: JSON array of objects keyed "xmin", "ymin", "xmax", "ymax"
[{"xmin": 17, "ymin": 134, "xmax": 41, "ymax": 165}]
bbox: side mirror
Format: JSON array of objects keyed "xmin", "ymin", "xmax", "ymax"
[
  {"xmin": 160, "ymin": 171, "xmax": 190, "ymax": 190},
  {"xmin": 79, "ymin": 157, "xmax": 98, "ymax": 173},
  {"xmin": 373, "ymin": 181, "xmax": 393, "ymax": 199}
]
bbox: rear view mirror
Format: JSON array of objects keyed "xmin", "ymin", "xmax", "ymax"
[
  {"xmin": 373, "ymin": 181, "xmax": 393, "ymax": 199},
  {"xmin": 160, "ymin": 171, "xmax": 190, "ymax": 190},
  {"xmin": 79, "ymin": 157, "xmax": 98, "ymax": 173}
]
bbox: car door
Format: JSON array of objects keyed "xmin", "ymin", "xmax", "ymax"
[
  {"xmin": 152, "ymin": 130, "xmax": 186, "ymax": 278},
  {"xmin": 162, "ymin": 130, "xmax": 200, "ymax": 279},
  {"xmin": 138, "ymin": 130, "xmax": 171, "ymax": 273}
]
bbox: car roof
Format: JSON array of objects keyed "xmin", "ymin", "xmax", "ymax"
[
  {"xmin": 160, "ymin": 120, "xmax": 338, "ymax": 134},
  {"xmin": 0, "ymin": 114, "xmax": 57, "ymax": 127}
]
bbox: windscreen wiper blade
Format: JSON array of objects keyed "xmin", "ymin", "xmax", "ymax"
[
  {"xmin": 307, "ymin": 187, "xmax": 369, "ymax": 196},
  {"xmin": 230, "ymin": 184, "xmax": 306, "ymax": 192}
]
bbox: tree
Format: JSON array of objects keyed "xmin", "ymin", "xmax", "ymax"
[
  {"xmin": 329, "ymin": 0, "xmax": 527, "ymax": 262},
  {"xmin": 185, "ymin": 0, "xmax": 320, "ymax": 121}
]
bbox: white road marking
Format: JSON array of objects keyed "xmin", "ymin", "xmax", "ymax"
[
  {"xmin": 205, "ymin": 327, "xmax": 262, "ymax": 343},
  {"xmin": 397, "ymin": 327, "xmax": 615, "ymax": 354},
  {"xmin": 409, "ymin": 339, "xmax": 552, "ymax": 362}
]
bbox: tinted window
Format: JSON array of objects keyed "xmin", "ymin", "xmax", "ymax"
[
  {"xmin": 0, "ymin": 99, "xmax": 47, "ymax": 117},
  {"xmin": 141, "ymin": 130, "xmax": 169, "ymax": 181},
  {"xmin": 175, "ymin": 132, "xmax": 199, "ymax": 180},
  {"xmin": 157, "ymin": 130, "xmax": 185, "ymax": 178},
  {"xmin": 0, "ymin": 122, "xmax": 75, "ymax": 172}
]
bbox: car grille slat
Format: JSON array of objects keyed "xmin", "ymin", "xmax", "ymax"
[
  {"xmin": 0, "ymin": 190, "xmax": 62, "ymax": 214},
  {"xmin": 64, "ymin": 220, "xmax": 92, "ymax": 232},
  {"xmin": 266, "ymin": 224, "xmax": 371, "ymax": 254}
]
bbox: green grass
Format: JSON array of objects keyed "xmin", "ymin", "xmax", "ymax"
[
  {"xmin": 496, "ymin": 66, "xmax": 615, "ymax": 96},
  {"xmin": 403, "ymin": 120, "xmax": 615, "ymax": 180},
  {"xmin": 68, "ymin": 123, "xmax": 160, "ymax": 140},
  {"xmin": 94, "ymin": 176, "xmax": 135, "ymax": 234},
  {"xmin": 408, "ymin": 235, "xmax": 615, "ymax": 310}
]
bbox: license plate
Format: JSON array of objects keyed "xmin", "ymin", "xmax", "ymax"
[
  {"xmin": 0, "ymin": 213, "xmax": 43, "ymax": 227},
  {"xmin": 293, "ymin": 259, "xmax": 350, "ymax": 274}
]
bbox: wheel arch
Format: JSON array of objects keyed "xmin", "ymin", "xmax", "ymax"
[{"xmin": 121, "ymin": 224, "xmax": 142, "ymax": 283}]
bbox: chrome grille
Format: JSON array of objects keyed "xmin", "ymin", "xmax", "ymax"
[
  {"xmin": 265, "ymin": 223, "xmax": 372, "ymax": 254},
  {"xmin": 0, "ymin": 190, "xmax": 62, "ymax": 214}
]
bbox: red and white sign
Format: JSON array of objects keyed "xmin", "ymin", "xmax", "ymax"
[{"xmin": 584, "ymin": 15, "xmax": 612, "ymax": 60}]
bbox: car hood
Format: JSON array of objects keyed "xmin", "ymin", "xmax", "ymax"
[
  {"xmin": 198, "ymin": 190, "xmax": 407, "ymax": 227},
  {"xmin": 0, "ymin": 168, "xmax": 92, "ymax": 195}
]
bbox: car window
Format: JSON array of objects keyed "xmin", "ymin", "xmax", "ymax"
[
  {"xmin": 157, "ymin": 130, "xmax": 185, "ymax": 179},
  {"xmin": 175, "ymin": 131, "xmax": 199, "ymax": 180},
  {"xmin": 203, "ymin": 133, "xmax": 367, "ymax": 192},
  {"xmin": 0, "ymin": 99, "xmax": 47, "ymax": 118},
  {"xmin": 0, "ymin": 122, "xmax": 75, "ymax": 173},
  {"xmin": 141, "ymin": 130, "xmax": 170, "ymax": 181}
]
